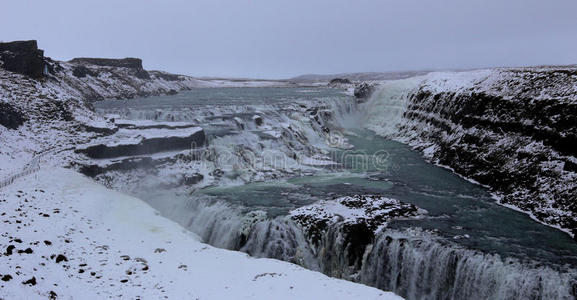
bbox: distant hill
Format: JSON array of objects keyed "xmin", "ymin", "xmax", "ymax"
[{"xmin": 288, "ymin": 70, "xmax": 431, "ymax": 83}]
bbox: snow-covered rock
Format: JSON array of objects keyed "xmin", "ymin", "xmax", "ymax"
[
  {"xmin": 76, "ymin": 127, "xmax": 205, "ymax": 159},
  {"xmin": 291, "ymin": 195, "xmax": 424, "ymax": 244},
  {"xmin": 290, "ymin": 195, "xmax": 425, "ymax": 280}
]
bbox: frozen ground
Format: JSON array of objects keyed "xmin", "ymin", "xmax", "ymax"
[{"xmin": 0, "ymin": 168, "xmax": 401, "ymax": 299}]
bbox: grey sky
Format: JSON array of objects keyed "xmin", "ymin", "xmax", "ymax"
[{"xmin": 2, "ymin": 0, "xmax": 576, "ymax": 79}]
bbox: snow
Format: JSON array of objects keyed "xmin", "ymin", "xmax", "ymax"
[
  {"xmin": 291, "ymin": 195, "xmax": 425, "ymax": 233},
  {"xmin": 0, "ymin": 168, "xmax": 401, "ymax": 299},
  {"xmin": 113, "ymin": 118, "xmax": 197, "ymax": 129},
  {"xmin": 300, "ymin": 155, "xmax": 340, "ymax": 166},
  {"xmin": 79, "ymin": 127, "xmax": 203, "ymax": 148}
]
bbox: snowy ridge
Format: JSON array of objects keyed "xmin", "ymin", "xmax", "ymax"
[{"xmin": 51, "ymin": 61, "xmax": 293, "ymax": 102}]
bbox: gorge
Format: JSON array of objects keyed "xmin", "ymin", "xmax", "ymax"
[{"xmin": 1, "ymin": 41, "xmax": 576, "ymax": 299}]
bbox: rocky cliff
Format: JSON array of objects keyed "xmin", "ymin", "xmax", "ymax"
[
  {"xmin": 70, "ymin": 57, "xmax": 144, "ymax": 69},
  {"xmin": 0, "ymin": 40, "xmax": 46, "ymax": 78},
  {"xmin": 366, "ymin": 66, "xmax": 577, "ymax": 237},
  {"xmin": 0, "ymin": 40, "xmax": 218, "ymax": 179},
  {"xmin": 0, "ymin": 40, "xmax": 223, "ymax": 104}
]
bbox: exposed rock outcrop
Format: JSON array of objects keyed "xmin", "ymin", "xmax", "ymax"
[
  {"xmin": 353, "ymin": 82, "xmax": 375, "ymax": 101},
  {"xmin": 152, "ymin": 72, "xmax": 183, "ymax": 81},
  {"xmin": 0, "ymin": 40, "xmax": 46, "ymax": 78},
  {"xmin": 71, "ymin": 65, "xmax": 97, "ymax": 78},
  {"xmin": 69, "ymin": 57, "xmax": 144, "ymax": 69},
  {"xmin": 70, "ymin": 57, "xmax": 151, "ymax": 80},
  {"xmin": 291, "ymin": 195, "xmax": 423, "ymax": 274},
  {"xmin": 76, "ymin": 128, "xmax": 206, "ymax": 159}
]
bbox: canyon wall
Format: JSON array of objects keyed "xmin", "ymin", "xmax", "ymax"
[{"xmin": 366, "ymin": 66, "xmax": 577, "ymax": 237}]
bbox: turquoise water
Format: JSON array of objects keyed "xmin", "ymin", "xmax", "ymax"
[{"xmin": 201, "ymin": 127, "xmax": 577, "ymax": 268}]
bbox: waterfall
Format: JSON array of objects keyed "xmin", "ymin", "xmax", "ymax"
[
  {"xmin": 240, "ymin": 218, "xmax": 320, "ymax": 270},
  {"xmin": 359, "ymin": 232, "xmax": 577, "ymax": 300},
  {"xmin": 151, "ymin": 187, "xmax": 576, "ymax": 300},
  {"xmin": 168, "ymin": 195, "xmax": 577, "ymax": 300},
  {"xmin": 363, "ymin": 77, "xmax": 422, "ymax": 137}
]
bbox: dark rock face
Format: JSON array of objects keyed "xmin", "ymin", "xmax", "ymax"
[
  {"xmin": 76, "ymin": 129, "xmax": 206, "ymax": 159},
  {"xmin": 354, "ymin": 82, "xmax": 375, "ymax": 101},
  {"xmin": 182, "ymin": 173, "xmax": 204, "ymax": 185},
  {"xmin": 0, "ymin": 102, "xmax": 27, "ymax": 129},
  {"xmin": 133, "ymin": 68, "xmax": 150, "ymax": 80},
  {"xmin": 72, "ymin": 65, "xmax": 98, "ymax": 78},
  {"xmin": 44, "ymin": 57, "xmax": 63, "ymax": 75},
  {"xmin": 392, "ymin": 67, "xmax": 577, "ymax": 233},
  {"xmin": 79, "ymin": 157, "xmax": 156, "ymax": 177},
  {"xmin": 69, "ymin": 57, "xmax": 144, "ymax": 69},
  {"xmin": 70, "ymin": 57, "xmax": 150, "ymax": 80},
  {"xmin": 151, "ymin": 71, "xmax": 183, "ymax": 81},
  {"xmin": 329, "ymin": 78, "xmax": 352, "ymax": 85},
  {"xmin": 0, "ymin": 40, "xmax": 46, "ymax": 78}
]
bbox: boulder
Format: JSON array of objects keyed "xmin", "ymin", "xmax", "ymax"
[
  {"xmin": 0, "ymin": 40, "xmax": 46, "ymax": 78},
  {"xmin": 354, "ymin": 82, "xmax": 375, "ymax": 101}
]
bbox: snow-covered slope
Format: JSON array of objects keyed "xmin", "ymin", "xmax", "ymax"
[
  {"xmin": 364, "ymin": 66, "xmax": 577, "ymax": 237},
  {"xmin": 0, "ymin": 168, "xmax": 401, "ymax": 299},
  {"xmin": 0, "ymin": 68, "xmax": 109, "ymax": 179},
  {"xmin": 49, "ymin": 60, "xmax": 294, "ymax": 102}
]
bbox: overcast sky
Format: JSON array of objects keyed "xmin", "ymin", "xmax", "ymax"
[{"xmin": 2, "ymin": 0, "xmax": 577, "ymax": 78}]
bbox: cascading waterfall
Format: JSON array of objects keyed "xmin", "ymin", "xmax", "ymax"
[
  {"xmin": 161, "ymin": 193, "xmax": 577, "ymax": 300},
  {"xmin": 239, "ymin": 218, "xmax": 320, "ymax": 270},
  {"xmin": 152, "ymin": 193, "xmax": 321, "ymax": 269},
  {"xmin": 363, "ymin": 77, "xmax": 422, "ymax": 137},
  {"xmin": 359, "ymin": 232, "xmax": 577, "ymax": 300}
]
